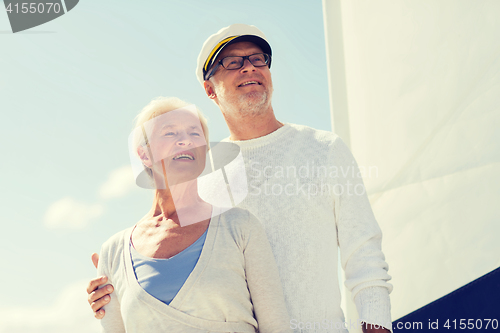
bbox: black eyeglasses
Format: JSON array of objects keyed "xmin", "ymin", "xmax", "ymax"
[{"xmin": 205, "ymin": 53, "xmax": 271, "ymax": 80}]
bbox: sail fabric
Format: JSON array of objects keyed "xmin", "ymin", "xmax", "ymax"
[
  {"xmin": 325, "ymin": 0, "xmax": 500, "ymax": 322},
  {"xmin": 393, "ymin": 267, "xmax": 500, "ymax": 331}
]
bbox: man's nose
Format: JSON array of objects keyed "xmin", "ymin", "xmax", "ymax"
[{"xmin": 240, "ymin": 58, "xmax": 256, "ymax": 72}]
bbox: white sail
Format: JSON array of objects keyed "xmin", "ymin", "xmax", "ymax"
[{"xmin": 323, "ymin": 0, "xmax": 500, "ymax": 328}]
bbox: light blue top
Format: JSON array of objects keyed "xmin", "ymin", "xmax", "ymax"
[{"xmin": 130, "ymin": 229, "xmax": 208, "ymax": 305}]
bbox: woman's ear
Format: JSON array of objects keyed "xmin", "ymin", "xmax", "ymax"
[
  {"xmin": 137, "ymin": 145, "xmax": 153, "ymax": 168},
  {"xmin": 204, "ymin": 80, "xmax": 217, "ymax": 99}
]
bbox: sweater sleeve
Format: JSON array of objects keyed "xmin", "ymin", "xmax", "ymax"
[
  {"xmin": 97, "ymin": 241, "xmax": 126, "ymax": 333},
  {"xmin": 332, "ymin": 137, "xmax": 393, "ymax": 331},
  {"xmin": 243, "ymin": 212, "xmax": 292, "ymax": 333}
]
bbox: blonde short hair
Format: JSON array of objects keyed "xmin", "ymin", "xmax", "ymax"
[{"xmin": 134, "ymin": 96, "xmax": 209, "ymax": 145}]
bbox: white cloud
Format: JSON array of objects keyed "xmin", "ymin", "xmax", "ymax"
[
  {"xmin": 0, "ymin": 280, "xmax": 101, "ymax": 333},
  {"xmin": 99, "ymin": 165, "xmax": 136, "ymax": 199},
  {"xmin": 43, "ymin": 166, "xmax": 135, "ymax": 229},
  {"xmin": 44, "ymin": 197, "xmax": 104, "ymax": 229}
]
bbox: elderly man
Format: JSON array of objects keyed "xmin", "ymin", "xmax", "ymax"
[{"xmin": 88, "ymin": 24, "xmax": 392, "ymax": 333}]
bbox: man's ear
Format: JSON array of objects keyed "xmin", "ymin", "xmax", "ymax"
[
  {"xmin": 204, "ymin": 80, "xmax": 217, "ymax": 100},
  {"xmin": 137, "ymin": 145, "xmax": 152, "ymax": 168}
]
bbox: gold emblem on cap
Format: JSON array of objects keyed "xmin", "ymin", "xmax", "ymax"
[{"xmin": 204, "ymin": 36, "xmax": 239, "ymax": 72}]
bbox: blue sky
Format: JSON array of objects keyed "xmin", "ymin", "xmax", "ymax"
[{"xmin": 0, "ymin": 1, "xmax": 331, "ymax": 331}]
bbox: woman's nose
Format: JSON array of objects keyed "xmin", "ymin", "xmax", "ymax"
[{"xmin": 176, "ymin": 133, "xmax": 192, "ymax": 146}]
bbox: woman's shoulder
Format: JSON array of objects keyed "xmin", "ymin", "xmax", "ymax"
[
  {"xmin": 215, "ymin": 208, "xmax": 269, "ymax": 252},
  {"xmin": 216, "ymin": 207, "xmax": 263, "ymax": 233},
  {"xmin": 100, "ymin": 227, "xmax": 133, "ymax": 256},
  {"xmin": 97, "ymin": 227, "xmax": 133, "ymax": 275}
]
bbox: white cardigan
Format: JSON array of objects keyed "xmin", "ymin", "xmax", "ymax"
[{"xmin": 97, "ymin": 207, "xmax": 291, "ymax": 333}]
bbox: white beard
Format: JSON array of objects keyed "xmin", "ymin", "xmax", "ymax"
[
  {"xmin": 236, "ymin": 90, "xmax": 270, "ymax": 116},
  {"xmin": 215, "ymin": 83, "xmax": 273, "ymax": 117}
]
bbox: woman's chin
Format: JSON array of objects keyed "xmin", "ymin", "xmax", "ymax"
[{"xmin": 166, "ymin": 172, "xmax": 203, "ymax": 187}]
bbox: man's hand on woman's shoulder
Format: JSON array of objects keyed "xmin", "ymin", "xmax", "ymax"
[{"xmin": 86, "ymin": 253, "xmax": 113, "ymax": 319}]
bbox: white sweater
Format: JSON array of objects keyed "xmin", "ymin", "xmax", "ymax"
[
  {"xmin": 218, "ymin": 123, "xmax": 393, "ymax": 332},
  {"xmin": 97, "ymin": 207, "xmax": 291, "ymax": 333}
]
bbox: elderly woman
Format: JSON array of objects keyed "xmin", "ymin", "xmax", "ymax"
[{"xmin": 97, "ymin": 97, "xmax": 290, "ymax": 333}]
